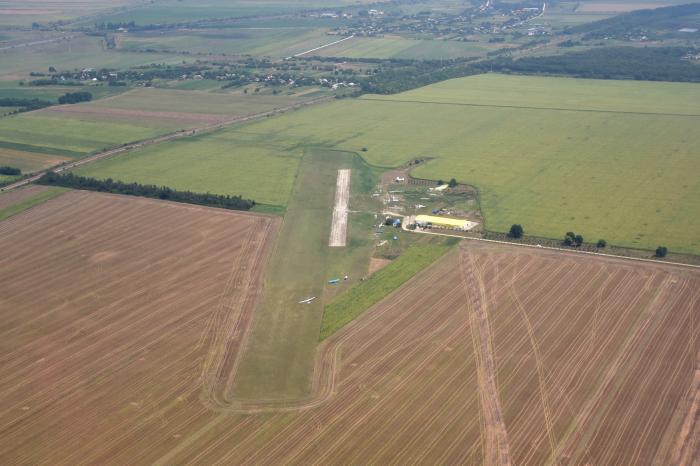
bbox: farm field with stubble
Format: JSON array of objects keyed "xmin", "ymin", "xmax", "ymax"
[{"xmin": 1, "ymin": 207, "xmax": 697, "ymax": 464}]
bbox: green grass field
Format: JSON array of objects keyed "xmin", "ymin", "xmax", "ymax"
[
  {"xmin": 0, "ymin": 34, "xmax": 186, "ymax": 79},
  {"xmin": 320, "ymin": 241, "xmax": 454, "ymax": 340},
  {"xmin": 167, "ymin": 74, "xmax": 699, "ymax": 254},
  {"xmin": 60, "ymin": 73, "xmax": 700, "ymax": 254},
  {"xmin": 0, "ymin": 174, "xmax": 20, "ymax": 185},
  {"xmin": 317, "ymin": 36, "xmax": 495, "ymax": 59},
  {"xmin": 121, "ymin": 28, "xmax": 333, "ymax": 58},
  {"xmin": 92, "ymin": 0, "xmax": 376, "ymax": 25},
  {"xmin": 0, "ymin": 84, "xmax": 323, "ymax": 171},
  {"xmin": 0, "ymin": 112, "xmax": 172, "ymax": 156},
  {"xmin": 233, "ymin": 149, "xmax": 378, "ymax": 400},
  {"xmin": 0, "ymin": 1, "xmax": 137, "ymax": 26},
  {"xmin": 76, "ymin": 131, "xmax": 301, "ymax": 207}
]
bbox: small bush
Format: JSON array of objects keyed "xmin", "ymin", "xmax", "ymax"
[
  {"xmin": 0, "ymin": 166, "xmax": 21, "ymax": 176},
  {"xmin": 508, "ymin": 224, "xmax": 524, "ymax": 239}
]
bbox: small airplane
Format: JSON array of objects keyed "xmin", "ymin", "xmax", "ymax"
[{"xmin": 298, "ymin": 296, "xmax": 317, "ymax": 304}]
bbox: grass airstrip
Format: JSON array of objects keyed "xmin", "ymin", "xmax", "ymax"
[{"xmin": 77, "ymin": 73, "xmax": 700, "ymax": 254}]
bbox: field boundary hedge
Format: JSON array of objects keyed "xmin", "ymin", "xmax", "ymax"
[{"xmin": 36, "ymin": 172, "xmax": 255, "ymax": 211}]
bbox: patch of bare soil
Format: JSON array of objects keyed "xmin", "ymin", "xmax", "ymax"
[
  {"xmin": 368, "ymin": 257, "xmax": 392, "ymax": 275},
  {"xmin": 0, "ymin": 185, "xmax": 50, "ymax": 210}
]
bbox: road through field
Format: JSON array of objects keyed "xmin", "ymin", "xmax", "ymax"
[
  {"xmin": 0, "ymin": 96, "xmax": 331, "ymax": 193},
  {"xmin": 291, "ymin": 35, "xmax": 354, "ymax": 58}
]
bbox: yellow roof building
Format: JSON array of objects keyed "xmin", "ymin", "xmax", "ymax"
[{"xmin": 415, "ymin": 215, "xmax": 469, "ymax": 230}]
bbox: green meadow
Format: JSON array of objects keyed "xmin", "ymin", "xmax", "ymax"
[
  {"xmin": 0, "ymin": 112, "xmax": 172, "ymax": 156},
  {"xmin": 93, "ymin": 0, "xmax": 376, "ymax": 25},
  {"xmin": 0, "ymin": 35, "xmax": 185, "ymax": 79},
  {"xmin": 68, "ymin": 74, "xmax": 700, "ymax": 253},
  {"xmin": 318, "ymin": 36, "xmax": 495, "ymax": 60},
  {"xmin": 121, "ymin": 28, "xmax": 332, "ymax": 58},
  {"xmin": 233, "ymin": 149, "xmax": 378, "ymax": 400},
  {"xmin": 77, "ymin": 131, "xmax": 301, "ymax": 208}
]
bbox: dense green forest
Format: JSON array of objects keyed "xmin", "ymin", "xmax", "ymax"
[
  {"xmin": 358, "ymin": 45, "xmax": 700, "ymax": 94},
  {"xmin": 566, "ymin": 3, "xmax": 700, "ymax": 39},
  {"xmin": 359, "ymin": 59, "xmax": 478, "ymax": 94},
  {"xmin": 476, "ymin": 47, "xmax": 700, "ymax": 82},
  {"xmin": 58, "ymin": 92, "xmax": 93, "ymax": 104},
  {"xmin": 37, "ymin": 173, "xmax": 255, "ymax": 210}
]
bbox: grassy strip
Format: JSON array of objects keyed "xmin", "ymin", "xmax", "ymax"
[
  {"xmin": 0, "ymin": 187, "xmax": 68, "ymax": 222},
  {"xmin": 0, "ymin": 140, "xmax": 83, "ymax": 158},
  {"xmin": 250, "ymin": 203, "xmax": 286, "ymax": 215},
  {"xmin": 0, "ymin": 174, "xmax": 20, "ymax": 186},
  {"xmin": 320, "ymin": 241, "xmax": 455, "ymax": 340}
]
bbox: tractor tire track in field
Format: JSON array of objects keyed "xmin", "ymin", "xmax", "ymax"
[
  {"xmin": 4, "ymin": 218, "xmax": 700, "ymax": 465},
  {"xmin": 549, "ymin": 272, "xmax": 679, "ymax": 463},
  {"xmin": 0, "ymin": 96, "xmax": 332, "ymax": 193},
  {"xmin": 509, "ymin": 284, "xmax": 558, "ymax": 462},
  {"xmin": 671, "ymin": 285, "xmax": 700, "ymax": 466},
  {"xmin": 461, "ymin": 250, "xmax": 512, "ymax": 466}
]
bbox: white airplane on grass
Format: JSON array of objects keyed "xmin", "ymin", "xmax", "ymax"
[{"xmin": 298, "ymin": 296, "xmax": 317, "ymax": 304}]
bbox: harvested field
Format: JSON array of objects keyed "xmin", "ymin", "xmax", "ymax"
[
  {"xmin": 0, "ymin": 185, "xmax": 50, "ymax": 209},
  {"xmin": 2, "ymin": 224, "xmax": 697, "ymax": 464},
  {"xmin": 329, "ymin": 168, "xmax": 351, "ymax": 247},
  {"xmin": 0, "ymin": 190, "xmax": 279, "ymax": 463}
]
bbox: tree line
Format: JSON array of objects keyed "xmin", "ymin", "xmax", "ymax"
[
  {"xmin": 58, "ymin": 92, "xmax": 92, "ymax": 104},
  {"xmin": 353, "ymin": 44, "xmax": 700, "ymax": 95},
  {"xmin": 0, "ymin": 166, "xmax": 21, "ymax": 176},
  {"xmin": 0, "ymin": 97, "xmax": 53, "ymax": 112},
  {"xmin": 37, "ymin": 173, "xmax": 255, "ymax": 211},
  {"xmin": 475, "ymin": 47, "xmax": 700, "ymax": 83}
]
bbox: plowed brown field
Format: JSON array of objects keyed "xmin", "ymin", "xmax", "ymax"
[{"xmin": 1, "ymin": 199, "xmax": 698, "ymax": 465}]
